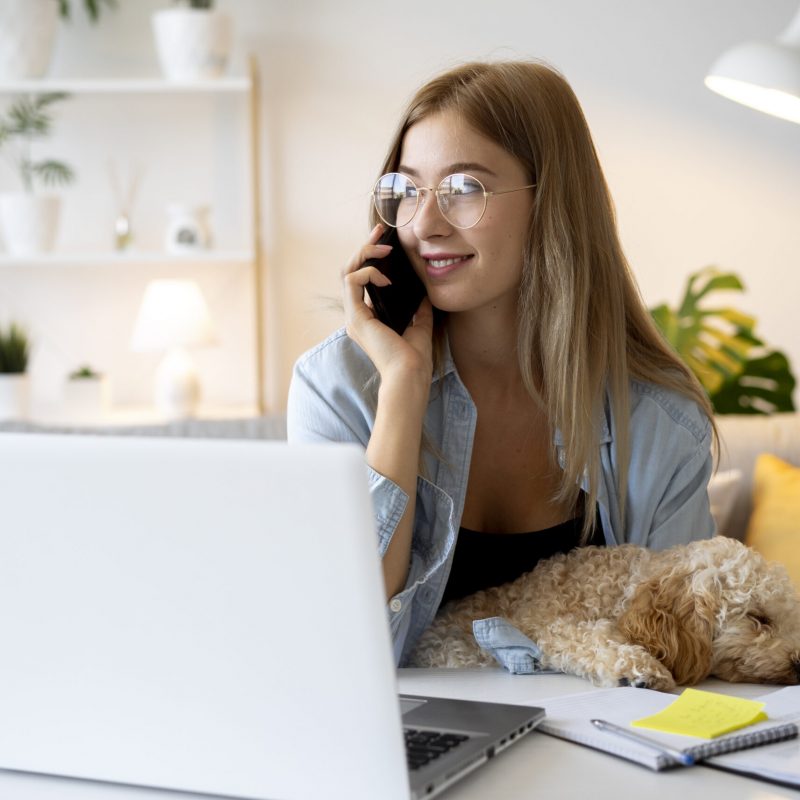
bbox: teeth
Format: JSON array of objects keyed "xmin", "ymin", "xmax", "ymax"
[{"xmin": 429, "ymin": 257, "xmax": 465, "ymax": 268}]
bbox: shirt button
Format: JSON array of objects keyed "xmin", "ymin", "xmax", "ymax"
[{"xmin": 389, "ymin": 598, "xmax": 402, "ymax": 613}]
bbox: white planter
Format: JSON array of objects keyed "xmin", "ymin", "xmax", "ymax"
[
  {"xmin": 62, "ymin": 375, "xmax": 111, "ymax": 423},
  {"xmin": 0, "ymin": 373, "xmax": 29, "ymax": 421},
  {"xmin": 0, "ymin": 193, "xmax": 61, "ymax": 255},
  {"xmin": 0, "ymin": 0, "xmax": 60, "ymax": 80},
  {"xmin": 152, "ymin": 8, "xmax": 233, "ymax": 81}
]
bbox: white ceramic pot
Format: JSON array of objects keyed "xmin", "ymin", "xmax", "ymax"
[
  {"xmin": 0, "ymin": 373, "xmax": 29, "ymax": 421},
  {"xmin": 0, "ymin": 0, "xmax": 59, "ymax": 80},
  {"xmin": 62, "ymin": 375, "xmax": 111, "ymax": 423},
  {"xmin": 152, "ymin": 8, "xmax": 233, "ymax": 81},
  {"xmin": 0, "ymin": 193, "xmax": 61, "ymax": 255}
]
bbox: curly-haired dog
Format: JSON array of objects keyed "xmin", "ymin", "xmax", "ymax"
[{"xmin": 410, "ymin": 537, "xmax": 800, "ymax": 690}]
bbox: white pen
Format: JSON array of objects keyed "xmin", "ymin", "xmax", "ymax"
[{"xmin": 590, "ymin": 719, "xmax": 695, "ymax": 766}]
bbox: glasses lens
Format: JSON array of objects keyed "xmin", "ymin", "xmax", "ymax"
[
  {"xmin": 438, "ymin": 174, "xmax": 486, "ymax": 228},
  {"xmin": 373, "ymin": 173, "xmax": 418, "ymax": 227}
]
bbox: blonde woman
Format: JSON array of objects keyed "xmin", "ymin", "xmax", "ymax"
[{"xmin": 288, "ymin": 61, "xmax": 716, "ymax": 667}]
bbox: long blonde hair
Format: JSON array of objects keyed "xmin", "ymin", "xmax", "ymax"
[{"xmin": 374, "ymin": 61, "xmax": 715, "ymax": 538}]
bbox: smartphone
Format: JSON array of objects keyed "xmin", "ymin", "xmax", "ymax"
[{"xmin": 364, "ymin": 227, "xmax": 427, "ymax": 335}]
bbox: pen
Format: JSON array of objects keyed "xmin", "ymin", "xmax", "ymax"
[{"xmin": 590, "ymin": 719, "xmax": 695, "ymax": 766}]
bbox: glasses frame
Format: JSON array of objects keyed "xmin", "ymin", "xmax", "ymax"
[{"xmin": 372, "ymin": 172, "xmax": 537, "ymax": 230}]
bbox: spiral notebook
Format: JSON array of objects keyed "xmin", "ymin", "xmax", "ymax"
[{"xmin": 539, "ymin": 686, "xmax": 800, "ymax": 773}]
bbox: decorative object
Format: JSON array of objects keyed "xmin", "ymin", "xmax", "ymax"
[
  {"xmin": 108, "ymin": 160, "xmax": 143, "ymax": 251},
  {"xmin": 130, "ymin": 279, "xmax": 217, "ymax": 420},
  {"xmin": 0, "ymin": 92, "xmax": 75, "ymax": 255},
  {"xmin": 165, "ymin": 203, "xmax": 212, "ymax": 253},
  {"xmin": 0, "ymin": 0, "xmax": 116, "ymax": 81},
  {"xmin": 705, "ymin": 4, "xmax": 800, "ymax": 124},
  {"xmin": 745, "ymin": 453, "xmax": 800, "ymax": 588},
  {"xmin": 63, "ymin": 363, "xmax": 110, "ymax": 422},
  {"xmin": 650, "ymin": 267, "xmax": 796, "ymax": 414},
  {"xmin": 0, "ymin": 321, "xmax": 30, "ymax": 420},
  {"xmin": 152, "ymin": 1, "xmax": 233, "ymax": 81}
]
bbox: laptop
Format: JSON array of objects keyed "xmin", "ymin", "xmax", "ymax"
[{"xmin": 0, "ymin": 433, "xmax": 543, "ymax": 800}]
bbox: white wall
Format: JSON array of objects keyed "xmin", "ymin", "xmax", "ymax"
[{"xmin": 2, "ymin": 0, "xmax": 798, "ymax": 414}]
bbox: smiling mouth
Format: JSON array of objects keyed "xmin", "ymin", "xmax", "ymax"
[{"xmin": 423, "ymin": 255, "xmax": 473, "ymax": 275}]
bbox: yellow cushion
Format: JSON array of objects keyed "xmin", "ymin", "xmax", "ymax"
[{"xmin": 745, "ymin": 454, "xmax": 800, "ymax": 588}]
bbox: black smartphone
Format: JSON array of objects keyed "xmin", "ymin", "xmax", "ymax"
[{"xmin": 364, "ymin": 228, "xmax": 427, "ymax": 335}]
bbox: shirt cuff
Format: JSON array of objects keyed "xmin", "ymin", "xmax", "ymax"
[{"xmin": 472, "ymin": 617, "xmax": 561, "ymax": 675}]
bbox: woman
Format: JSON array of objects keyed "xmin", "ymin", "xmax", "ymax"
[{"xmin": 287, "ymin": 60, "xmax": 716, "ymax": 666}]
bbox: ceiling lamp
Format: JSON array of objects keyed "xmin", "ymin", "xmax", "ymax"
[{"xmin": 705, "ymin": 5, "xmax": 800, "ymax": 124}]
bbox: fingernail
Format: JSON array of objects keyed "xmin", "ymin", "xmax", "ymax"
[{"xmin": 375, "ymin": 244, "xmax": 392, "ymax": 251}]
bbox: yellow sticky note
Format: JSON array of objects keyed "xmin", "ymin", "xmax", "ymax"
[{"xmin": 632, "ymin": 688, "xmax": 768, "ymax": 739}]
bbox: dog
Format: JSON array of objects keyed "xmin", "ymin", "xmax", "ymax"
[{"xmin": 410, "ymin": 536, "xmax": 800, "ymax": 690}]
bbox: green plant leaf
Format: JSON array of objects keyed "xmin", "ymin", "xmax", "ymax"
[
  {"xmin": 0, "ymin": 323, "xmax": 30, "ymax": 374},
  {"xmin": 710, "ymin": 351, "xmax": 796, "ymax": 414},
  {"xmin": 31, "ymin": 160, "xmax": 75, "ymax": 188},
  {"xmin": 649, "ymin": 266, "xmax": 797, "ymax": 415}
]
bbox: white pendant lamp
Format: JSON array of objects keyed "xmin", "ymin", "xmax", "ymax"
[{"xmin": 705, "ymin": 5, "xmax": 800, "ymax": 124}]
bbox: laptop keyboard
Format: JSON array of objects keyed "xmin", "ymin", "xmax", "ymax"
[{"xmin": 404, "ymin": 728, "xmax": 470, "ymax": 771}]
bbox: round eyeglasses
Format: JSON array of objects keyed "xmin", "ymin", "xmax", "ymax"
[{"xmin": 372, "ymin": 172, "xmax": 536, "ymax": 230}]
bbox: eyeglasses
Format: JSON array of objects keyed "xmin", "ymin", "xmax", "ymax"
[{"xmin": 372, "ymin": 172, "xmax": 536, "ymax": 230}]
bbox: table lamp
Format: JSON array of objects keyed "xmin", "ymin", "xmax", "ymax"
[
  {"xmin": 705, "ymin": 4, "xmax": 800, "ymax": 124},
  {"xmin": 130, "ymin": 279, "xmax": 217, "ymax": 420}
]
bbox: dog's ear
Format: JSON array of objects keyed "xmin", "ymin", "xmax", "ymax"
[{"xmin": 619, "ymin": 571, "xmax": 717, "ymax": 686}]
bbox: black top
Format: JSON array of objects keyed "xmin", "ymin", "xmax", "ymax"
[{"xmin": 439, "ymin": 509, "xmax": 605, "ymax": 608}]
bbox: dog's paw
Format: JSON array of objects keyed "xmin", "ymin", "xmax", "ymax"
[{"xmin": 612, "ymin": 648, "xmax": 677, "ymax": 691}]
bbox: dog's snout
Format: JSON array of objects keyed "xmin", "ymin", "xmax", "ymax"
[{"xmin": 793, "ymin": 659, "xmax": 800, "ymax": 682}]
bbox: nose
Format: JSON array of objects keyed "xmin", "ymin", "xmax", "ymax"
[
  {"xmin": 793, "ymin": 659, "xmax": 800, "ymax": 682},
  {"xmin": 412, "ymin": 188, "xmax": 452, "ymax": 240}
]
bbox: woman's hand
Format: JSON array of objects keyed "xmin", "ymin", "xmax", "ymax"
[{"xmin": 342, "ymin": 224, "xmax": 434, "ymax": 386}]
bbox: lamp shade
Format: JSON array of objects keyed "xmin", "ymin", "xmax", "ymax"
[
  {"xmin": 130, "ymin": 279, "xmax": 217, "ymax": 353},
  {"xmin": 705, "ymin": 6, "xmax": 800, "ymax": 124}
]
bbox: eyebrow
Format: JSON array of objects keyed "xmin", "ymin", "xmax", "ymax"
[{"xmin": 397, "ymin": 162, "xmax": 499, "ymax": 179}]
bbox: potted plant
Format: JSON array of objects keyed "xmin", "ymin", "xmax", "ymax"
[
  {"xmin": 0, "ymin": 321, "xmax": 30, "ymax": 420},
  {"xmin": 0, "ymin": 92, "xmax": 75, "ymax": 255},
  {"xmin": 152, "ymin": 0, "xmax": 233, "ymax": 81},
  {"xmin": 63, "ymin": 363, "xmax": 110, "ymax": 421},
  {"xmin": 0, "ymin": 0, "xmax": 117, "ymax": 81},
  {"xmin": 650, "ymin": 267, "xmax": 796, "ymax": 414}
]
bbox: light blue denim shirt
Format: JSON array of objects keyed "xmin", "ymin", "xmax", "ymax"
[{"xmin": 287, "ymin": 327, "xmax": 715, "ymax": 668}]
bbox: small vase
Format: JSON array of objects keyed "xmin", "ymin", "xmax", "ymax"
[
  {"xmin": 152, "ymin": 8, "xmax": 233, "ymax": 81},
  {"xmin": 165, "ymin": 204, "xmax": 212, "ymax": 253},
  {"xmin": 0, "ymin": 0, "xmax": 59, "ymax": 80},
  {"xmin": 0, "ymin": 373, "xmax": 29, "ymax": 421},
  {"xmin": 0, "ymin": 193, "xmax": 61, "ymax": 255}
]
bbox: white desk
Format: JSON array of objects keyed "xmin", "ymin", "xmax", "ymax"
[{"xmin": 0, "ymin": 670, "xmax": 798, "ymax": 800}]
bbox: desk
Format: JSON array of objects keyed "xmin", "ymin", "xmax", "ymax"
[{"xmin": 0, "ymin": 670, "xmax": 798, "ymax": 800}]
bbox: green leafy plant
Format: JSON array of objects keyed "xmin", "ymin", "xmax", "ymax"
[
  {"xmin": 58, "ymin": 0, "xmax": 118, "ymax": 23},
  {"xmin": 0, "ymin": 323, "xmax": 30, "ymax": 374},
  {"xmin": 177, "ymin": 0, "xmax": 215, "ymax": 8},
  {"xmin": 0, "ymin": 93, "xmax": 75, "ymax": 193},
  {"xmin": 69, "ymin": 364, "xmax": 102, "ymax": 380},
  {"xmin": 650, "ymin": 267, "xmax": 796, "ymax": 414}
]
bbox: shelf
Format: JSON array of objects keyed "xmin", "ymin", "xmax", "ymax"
[
  {"xmin": 0, "ymin": 250, "xmax": 254, "ymax": 266},
  {"xmin": 0, "ymin": 77, "xmax": 251, "ymax": 95}
]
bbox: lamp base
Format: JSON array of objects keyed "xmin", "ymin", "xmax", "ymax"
[{"xmin": 154, "ymin": 347, "xmax": 201, "ymax": 420}]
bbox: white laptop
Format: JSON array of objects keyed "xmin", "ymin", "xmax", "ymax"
[{"xmin": 0, "ymin": 433, "xmax": 543, "ymax": 800}]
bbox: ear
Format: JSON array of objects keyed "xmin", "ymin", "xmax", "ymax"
[{"xmin": 619, "ymin": 572, "xmax": 717, "ymax": 686}]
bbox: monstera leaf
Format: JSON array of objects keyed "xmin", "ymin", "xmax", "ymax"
[{"xmin": 650, "ymin": 267, "xmax": 796, "ymax": 415}]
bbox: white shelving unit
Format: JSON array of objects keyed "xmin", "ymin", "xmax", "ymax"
[
  {"xmin": 0, "ymin": 250, "xmax": 255, "ymax": 267},
  {"xmin": 0, "ymin": 58, "xmax": 266, "ymax": 413}
]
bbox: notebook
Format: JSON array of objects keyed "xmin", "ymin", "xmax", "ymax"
[
  {"xmin": 539, "ymin": 686, "xmax": 800, "ymax": 772},
  {"xmin": 0, "ymin": 433, "xmax": 543, "ymax": 800}
]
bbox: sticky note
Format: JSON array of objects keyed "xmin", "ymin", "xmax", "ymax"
[{"xmin": 632, "ymin": 688, "xmax": 768, "ymax": 739}]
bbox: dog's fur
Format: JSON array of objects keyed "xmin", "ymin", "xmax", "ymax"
[{"xmin": 410, "ymin": 537, "xmax": 800, "ymax": 690}]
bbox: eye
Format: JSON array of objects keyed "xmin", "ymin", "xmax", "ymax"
[{"xmin": 747, "ymin": 613, "xmax": 772, "ymax": 630}]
